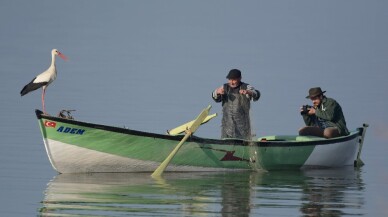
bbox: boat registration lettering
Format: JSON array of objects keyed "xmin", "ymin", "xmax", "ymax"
[{"xmin": 56, "ymin": 126, "xmax": 86, "ymax": 135}]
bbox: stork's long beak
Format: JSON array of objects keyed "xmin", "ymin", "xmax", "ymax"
[{"xmin": 58, "ymin": 52, "xmax": 68, "ymax": 61}]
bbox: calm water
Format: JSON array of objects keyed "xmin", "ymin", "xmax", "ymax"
[
  {"xmin": 40, "ymin": 169, "xmax": 364, "ymax": 216},
  {"xmin": 1, "ymin": 1, "xmax": 388, "ymax": 216}
]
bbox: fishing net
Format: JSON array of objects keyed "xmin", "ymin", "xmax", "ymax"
[
  {"xmin": 219, "ymin": 85, "xmax": 263, "ymax": 171},
  {"xmin": 221, "ymin": 87, "xmax": 252, "ymax": 140}
]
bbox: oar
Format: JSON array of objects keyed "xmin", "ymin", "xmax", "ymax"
[
  {"xmin": 151, "ymin": 105, "xmax": 211, "ymax": 178},
  {"xmin": 167, "ymin": 113, "xmax": 217, "ymax": 135},
  {"xmin": 355, "ymin": 123, "xmax": 369, "ymax": 167}
]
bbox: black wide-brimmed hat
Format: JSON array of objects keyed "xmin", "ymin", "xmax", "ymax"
[
  {"xmin": 226, "ymin": 69, "xmax": 241, "ymax": 79},
  {"xmin": 306, "ymin": 87, "xmax": 326, "ymax": 98}
]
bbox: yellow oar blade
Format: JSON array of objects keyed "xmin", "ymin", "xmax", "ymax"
[
  {"xmin": 151, "ymin": 105, "xmax": 211, "ymax": 178},
  {"xmin": 189, "ymin": 105, "xmax": 211, "ymax": 133},
  {"xmin": 167, "ymin": 113, "xmax": 217, "ymax": 136}
]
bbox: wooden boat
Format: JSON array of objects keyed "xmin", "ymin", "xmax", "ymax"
[{"xmin": 35, "ymin": 109, "xmax": 368, "ymax": 173}]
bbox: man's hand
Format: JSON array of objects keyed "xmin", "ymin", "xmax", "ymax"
[
  {"xmin": 216, "ymin": 86, "xmax": 225, "ymax": 95},
  {"xmin": 308, "ymin": 107, "xmax": 316, "ymax": 115},
  {"xmin": 239, "ymin": 89, "xmax": 251, "ymax": 95}
]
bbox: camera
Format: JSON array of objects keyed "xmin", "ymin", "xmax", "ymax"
[{"xmin": 300, "ymin": 105, "xmax": 312, "ymax": 115}]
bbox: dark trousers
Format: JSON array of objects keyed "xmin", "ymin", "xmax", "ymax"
[{"xmin": 299, "ymin": 126, "xmax": 340, "ymax": 139}]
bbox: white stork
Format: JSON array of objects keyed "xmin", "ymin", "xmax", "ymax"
[{"xmin": 20, "ymin": 49, "xmax": 68, "ymax": 113}]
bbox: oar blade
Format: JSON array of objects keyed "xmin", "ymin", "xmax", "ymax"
[
  {"xmin": 188, "ymin": 105, "xmax": 211, "ymax": 133},
  {"xmin": 167, "ymin": 113, "xmax": 217, "ymax": 136},
  {"xmin": 151, "ymin": 105, "xmax": 211, "ymax": 178}
]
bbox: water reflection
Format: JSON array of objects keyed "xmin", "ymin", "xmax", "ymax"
[
  {"xmin": 40, "ymin": 167, "xmax": 364, "ymax": 216},
  {"xmin": 252, "ymin": 168, "xmax": 365, "ymax": 217},
  {"xmin": 299, "ymin": 169, "xmax": 365, "ymax": 217}
]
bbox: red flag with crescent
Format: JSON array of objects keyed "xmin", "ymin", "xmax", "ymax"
[{"xmin": 44, "ymin": 121, "xmax": 56, "ymax": 128}]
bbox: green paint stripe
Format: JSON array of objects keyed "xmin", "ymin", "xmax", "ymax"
[{"xmin": 255, "ymin": 145, "xmax": 315, "ymax": 170}]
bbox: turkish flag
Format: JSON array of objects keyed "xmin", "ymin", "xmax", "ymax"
[{"xmin": 44, "ymin": 121, "xmax": 57, "ymax": 128}]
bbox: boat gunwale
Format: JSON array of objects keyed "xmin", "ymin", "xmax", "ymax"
[{"xmin": 35, "ymin": 109, "xmax": 361, "ymax": 148}]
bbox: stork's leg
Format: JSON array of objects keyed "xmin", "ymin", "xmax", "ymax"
[{"xmin": 42, "ymin": 87, "xmax": 46, "ymax": 113}]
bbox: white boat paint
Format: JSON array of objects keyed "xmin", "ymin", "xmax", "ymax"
[
  {"xmin": 44, "ymin": 139, "xmax": 248, "ymax": 173},
  {"xmin": 303, "ymin": 136, "xmax": 359, "ymax": 167}
]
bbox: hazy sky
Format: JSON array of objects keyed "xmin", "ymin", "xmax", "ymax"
[{"xmin": 1, "ymin": 0, "xmax": 387, "ymax": 136}]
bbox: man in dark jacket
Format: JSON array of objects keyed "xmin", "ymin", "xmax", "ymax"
[
  {"xmin": 212, "ymin": 69, "xmax": 260, "ymax": 140},
  {"xmin": 299, "ymin": 87, "xmax": 349, "ymax": 138}
]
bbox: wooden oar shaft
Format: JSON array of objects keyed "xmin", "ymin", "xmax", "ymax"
[
  {"xmin": 151, "ymin": 133, "xmax": 191, "ymax": 177},
  {"xmin": 151, "ymin": 105, "xmax": 211, "ymax": 178}
]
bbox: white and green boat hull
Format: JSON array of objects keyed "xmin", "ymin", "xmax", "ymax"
[{"xmin": 36, "ymin": 110, "xmax": 367, "ymax": 173}]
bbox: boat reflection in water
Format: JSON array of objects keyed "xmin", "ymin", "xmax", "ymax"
[{"xmin": 40, "ymin": 167, "xmax": 364, "ymax": 216}]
